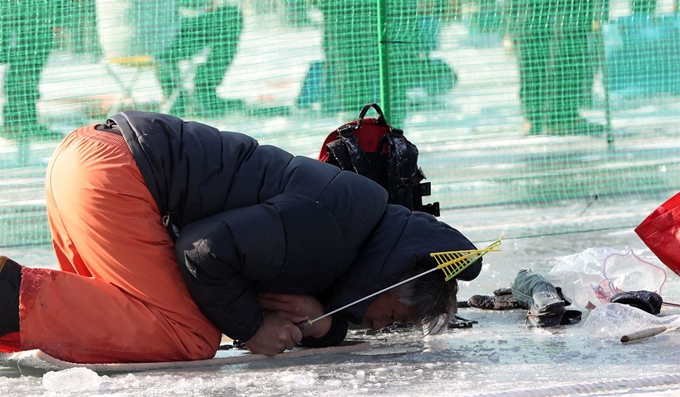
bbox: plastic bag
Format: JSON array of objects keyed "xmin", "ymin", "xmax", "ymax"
[
  {"xmin": 545, "ymin": 248, "xmax": 667, "ymax": 309},
  {"xmin": 584, "ymin": 302, "xmax": 680, "ymax": 340}
]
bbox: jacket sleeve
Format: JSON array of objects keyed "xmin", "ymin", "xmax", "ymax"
[
  {"xmin": 175, "ymin": 180, "xmax": 388, "ymax": 342},
  {"xmin": 175, "ymin": 197, "xmax": 341, "ymax": 342},
  {"xmin": 174, "ymin": 154, "xmax": 388, "ymax": 342},
  {"xmin": 175, "ymin": 210, "xmax": 266, "ymax": 342}
]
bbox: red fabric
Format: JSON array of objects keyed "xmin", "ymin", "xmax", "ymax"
[
  {"xmin": 318, "ymin": 118, "xmax": 389, "ymax": 162},
  {"xmin": 0, "ymin": 332, "xmax": 21, "ymax": 353},
  {"xmin": 635, "ymin": 192, "xmax": 680, "ymax": 277}
]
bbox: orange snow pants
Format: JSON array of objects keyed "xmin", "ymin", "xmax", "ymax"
[{"xmin": 19, "ymin": 125, "xmax": 221, "ymax": 363}]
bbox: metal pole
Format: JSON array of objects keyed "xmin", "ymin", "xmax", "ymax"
[
  {"xmin": 376, "ymin": 0, "xmax": 391, "ymax": 121},
  {"xmin": 594, "ymin": 21, "xmax": 614, "ymax": 152}
]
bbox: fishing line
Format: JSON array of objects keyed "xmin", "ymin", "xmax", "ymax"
[{"xmin": 577, "ymin": 194, "xmax": 599, "ymax": 217}]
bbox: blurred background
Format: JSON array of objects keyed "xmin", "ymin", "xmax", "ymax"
[{"xmin": 1, "ymin": 0, "xmax": 679, "ymax": 266}]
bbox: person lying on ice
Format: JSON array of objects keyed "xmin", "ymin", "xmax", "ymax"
[{"xmin": 0, "ymin": 111, "xmax": 482, "ymax": 363}]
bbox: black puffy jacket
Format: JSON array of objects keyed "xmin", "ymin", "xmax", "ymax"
[{"xmin": 109, "ymin": 111, "xmax": 481, "ymax": 342}]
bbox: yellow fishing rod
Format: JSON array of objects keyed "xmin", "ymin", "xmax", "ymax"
[{"xmin": 298, "ymin": 238, "xmax": 502, "ymax": 329}]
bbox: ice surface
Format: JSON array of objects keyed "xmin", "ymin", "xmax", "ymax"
[{"xmin": 3, "ymin": 228, "xmax": 680, "ymax": 397}]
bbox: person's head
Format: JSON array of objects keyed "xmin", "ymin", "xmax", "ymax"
[{"xmin": 362, "ymin": 263, "xmax": 460, "ymax": 334}]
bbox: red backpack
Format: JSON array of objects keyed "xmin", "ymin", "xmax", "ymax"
[{"xmin": 318, "ymin": 103, "xmax": 440, "ymax": 217}]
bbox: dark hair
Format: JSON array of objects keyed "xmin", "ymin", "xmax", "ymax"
[{"xmin": 392, "ymin": 263, "xmax": 460, "ymax": 334}]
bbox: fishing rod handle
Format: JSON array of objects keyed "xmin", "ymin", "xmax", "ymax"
[
  {"xmin": 297, "ymin": 319, "xmax": 313, "ymax": 330},
  {"xmin": 621, "ymin": 325, "xmax": 671, "ymax": 343}
]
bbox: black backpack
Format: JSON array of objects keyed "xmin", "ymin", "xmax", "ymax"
[{"xmin": 317, "ymin": 103, "xmax": 440, "ymax": 217}]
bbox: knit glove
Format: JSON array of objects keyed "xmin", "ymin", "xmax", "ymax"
[{"xmin": 462, "ymin": 287, "xmax": 523, "ymax": 310}]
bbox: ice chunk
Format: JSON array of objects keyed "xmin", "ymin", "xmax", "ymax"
[{"xmin": 43, "ymin": 367, "xmax": 107, "ymax": 392}]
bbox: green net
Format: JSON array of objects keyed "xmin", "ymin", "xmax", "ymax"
[{"xmin": 1, "ymin": 0, "xmax": 679, "ymax": 259}]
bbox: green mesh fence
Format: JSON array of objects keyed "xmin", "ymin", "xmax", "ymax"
[{"xmin": 1, "ymin": 0, "xmax": 680, "ymax": 256}]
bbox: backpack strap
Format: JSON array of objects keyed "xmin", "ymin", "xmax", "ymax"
[
  {"xmin": 357, "ymin": 103, "xmax": 388, "ymax": 127},
  {"xmin": 329, "ymin": 124, "xmax": 380, "ymax": 181},
  {"xmin": 383, "ymin": 129, "xmax": 423, "ymax": 209},
  {"xmin": 325, "ymin": 103, "xmax": 387, "ymax": 181}
]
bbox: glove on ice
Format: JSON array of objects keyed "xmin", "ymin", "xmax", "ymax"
[
  {"xmin": 609, "ymin": 290, "xmax": 663, "ymax": 315},
  {"xmin": 464, "ymin": 287, "xmax": 523, "ymax": 310},
  {"xmin": 511, "ymin": 268, "xmax": 580, "ymax": 327}
]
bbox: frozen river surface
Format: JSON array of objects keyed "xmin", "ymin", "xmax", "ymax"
[{"xmin": 3, "ymin": 227, "xmax": 680, "ymax": 397}]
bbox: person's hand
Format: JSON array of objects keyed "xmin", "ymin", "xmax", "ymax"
[
  {"xmin": 245, "ymin": 311, "xmax": 302, "ymax": 356},
  {"xmin": 258, "ymin": 292, "xmax": 332, "ymax": 339}
]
